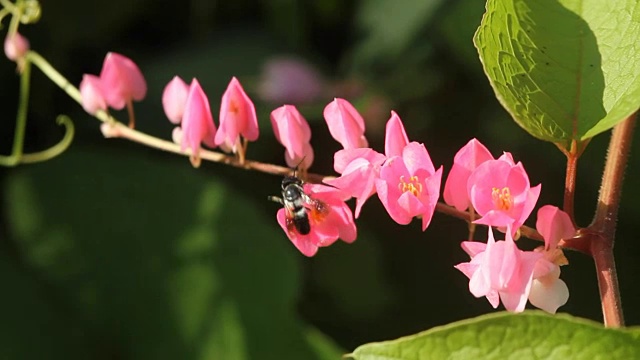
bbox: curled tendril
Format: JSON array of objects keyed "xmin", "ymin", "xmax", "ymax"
[
  {"xmin": 0, "ymin": 8, "xmax": 10, "ymax": 28},
  {"xmin": 19, "ymin": 0, "xmax": 40, "ymax": 24},
  {"xmin": 20, "ymin": 115, "xmax": 75, "ymax": 163},
  {"xmin": 0, "ymin": 115, "xmax": 75, "ymax": 166}
]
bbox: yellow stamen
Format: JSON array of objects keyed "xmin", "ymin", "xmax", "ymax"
[
  {"xmin": 491, "ymin": 187, "xmax": 512, "ymax": 210},
  {"xmin": 398, "ymin": 175, "xmax": 423, "ymax": 196}
]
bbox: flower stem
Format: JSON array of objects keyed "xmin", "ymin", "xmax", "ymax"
[
  {"xmin": 0, "ymin": 57, "xmax": 30, "ymax": 166},
  {"xmin": 588, "ymin": 112, "xmax": 636, "ymax": 327},
  {"xmin": 564, "ymin": 141, "xmax": 578, "ymax": 225}
]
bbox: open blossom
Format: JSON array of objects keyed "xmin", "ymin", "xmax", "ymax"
[
  {"xmin": 4, "ymin": 32, "xmax": 29, "ymax": 61},
  {"xmin": 276, "ymin": 183, "xmax": 356, "ymax": 257},
  {"xmin": 443, "ymin": 138, "xmax": 493, "ymax": 211},
  {"xmin": 215, "ymin": 77, "xmax": 259, "ymax": 152},
  {"xmin": 528, "ymin": 205, "xmax": 573, "ymax": 313},
  {"xmin": 79, "ymin": 74, "xmax": 107, "ymax": 115},
  {"xmin": 323, "ymin": 98, "xmax": 368, "ymax": 149},
  {"xmin": 99, "ymin": 52, "xmax": 147, "ymax": 110},
  {"xmin": 324, "ymin": 148, "xmax": 386, "ymax": 218},
  {"xmin": 162, "ymin": 76, "xmax": 189, "ymax": 124},
  {"xmin": 468, "ymin": 153, "xmax": 541, "ymax": 233},
  {"xmin": 455, "ymin": 226, "xmax": 543, "ymax": 312},
  {"xmin": 384, "ymin": 111, "xmax": 409, "ymax": 157},
  {"xmin": 375, "ymin": 142, "xmax": 442, "ymax": 230},
  {"xmin": 270, "ymin": 105, "xmax": 313, "ymax": 170},
  {"xmin": 180, "ymin": 79, "xmax": 217, "ymax": 167}
]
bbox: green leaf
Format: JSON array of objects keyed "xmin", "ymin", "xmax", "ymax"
[
  {"xmin": 475, "ymin": 0, "xmax": 640, "ymax": 150},
  {"xmin": 349, "ymin": 311, "xmax": 640, "ymax": 360},
  {"xmin": 4, "ymin": 146, "xmax": 342, "ymax": 359}
]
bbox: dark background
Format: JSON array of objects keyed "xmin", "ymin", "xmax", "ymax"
[{"xmin": 1, "ymin": 0, "xmax": 638, "ymax": 359}]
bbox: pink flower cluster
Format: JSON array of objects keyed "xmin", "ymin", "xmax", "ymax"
[
  {"xmin": 79, "ymin": 52, "xmax": 147, "ymax": 118},
  {"xmin": 76, "ymin": 53, "xmax": 573, "ymax": 314},
  {"xmin": 160, "ymin": 76, "xmax": 258, "ymax": 167},
  {"xmin": 445, "ymin": 139, "xmax": 573, "ymax": 313}
]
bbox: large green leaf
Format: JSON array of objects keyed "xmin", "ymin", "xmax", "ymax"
[
  {"xmin": 4, "ymin": 146, "xmax": 342, "ymax": 359},
  {"xmin": 475, "ymin": 0, "xmax": 640, "ymax": 150},
  {"xmin": 349, "ymin": 311, "xmax": 640, "ymax": 359}
]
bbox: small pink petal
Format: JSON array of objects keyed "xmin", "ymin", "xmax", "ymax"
[
  {"xmin": 162, "ymin": 76, "xmax": 189, "ymax": 124},
  {"xmin": 4, "ymin": 32, "xmax": 29, "ymax": 61},
  {"xmin": 384, "ymin": 111, "xmax": 409, "ymax": 158},
  {"xmin": 323, "ymin": 98, "xmax": 368, "ymax": 149},
  {"xmin": 536, "ymin": 205, "xmax": 575, "ymax": 250},
  {"xmin": 79, "ymin": 74, "xmax": 107, "ymax": 115},
  {"xmin": 215, "ymin": 77, "xmax": 259, "ymax": 151},
  {"xmin": 443, "ymin": 138, "xmax": 494, "ymax": 211},
  {"xmin": 100, "ymin": 52, "xmax": 147, "ymax": 110},
  {"xmin": 271, "ymin": 104, "xmax": 313, "ymax": 170},
  {"xmin": 181, "ymin": 79, "xmax": 217, "ymax": 155}
]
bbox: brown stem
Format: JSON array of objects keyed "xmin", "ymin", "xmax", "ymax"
[
  {"xmin": 564, "ymin": 141, "xmax": 578, "ymax": 225},
  {"xmin": 588, "ymin": 112, "xmax": 636, "ymax": 327}
]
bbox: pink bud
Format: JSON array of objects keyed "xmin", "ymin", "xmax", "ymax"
[
  {"xmin": 536, "ymin": 205, "xmax": 575, "ymax": 251},
  {"xmin": 215, "ymin": 77, "xmax": 259, "ymax": 152},
  {"xmin": 79, "ymin": 74, "xmax": 107, "ymax": 115},
  {"xmin": 270, "ymin": 105, "xmax": 313, "ymax": 169},
  {"xmin": 384, "ymin": 111, "xmax": 409, "ymax": 157},
  {"xmin": 181, "ymin": 79, "xmax": 217, "ymax": 162},
  {"xmin": 99, "ymin": 52, "xmax": 147, "ymax": 110},
  {"xmin": 162, "ymin": 76, "xmax": 189, "ymax": 124},
  {"xmin": 443, "ymin": 138, "xmax": 494, "ymax": 211},
  {"xmin": 323, "ymin": 98, "xmax": 368, "ymax": 149},
  {"xmin": 4, "ymin": 32, "xmax": 29, "ymax": 61}
]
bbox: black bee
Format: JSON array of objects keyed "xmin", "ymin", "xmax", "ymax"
[{"xmin": 269, "ymin": 174, "xmax": 328, "ymax": 236}]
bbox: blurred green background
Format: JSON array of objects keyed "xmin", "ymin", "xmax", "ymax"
[{"xmin": 1, "ymin": 0, "xmax": 639, "ymax": 359}]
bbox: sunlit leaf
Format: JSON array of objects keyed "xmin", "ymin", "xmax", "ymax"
[
  {"xmin": 475, "ymin": 0, "xmax": 640, "ymax": 151},
  {"xmin": 350, "ymin": 311, "xmax": 640, "ymax": 359}
]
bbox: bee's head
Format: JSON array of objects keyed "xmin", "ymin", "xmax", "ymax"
[{"xmin": 282, "ymin": 175, "xmax": 302, "ymax": 190}]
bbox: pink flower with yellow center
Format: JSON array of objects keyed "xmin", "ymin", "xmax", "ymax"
[
  {"xmin": 375, "ymin": 142, "xmax": 442, "ymax": 231},
  {"xmin": 468, "ymin": 153, "xmax": 541, "ymax": 232},
  {"xmin": 275, "ymin": 184, "xmax": 356, "ymax": 257}
]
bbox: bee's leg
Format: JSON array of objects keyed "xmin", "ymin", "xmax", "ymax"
[{"xmin": 267, "ymin": 195, "xmax": 285, "ymax": 205}]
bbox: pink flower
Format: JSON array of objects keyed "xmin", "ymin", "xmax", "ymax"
[
  {"xmin": 162, "ymin": 76, "xmax": 189, "ymax": 124},
  {"xmin": 384, "ymin": 111, "xmax": 409, "ymax": 157},
  {"xmin": 455, "ymin": 226, "xmax": 543, "ymax": 312},
  {"xmin": 528, "ymin": 205, "xmax": 573, "ymax": 313},
  {"xmin": 257, "ymin": 56, "xmax": 325, "ymax": 104},
  {"xmin": 375, "ymin": 142, "xmax": 442, "ymax": 230},
  {"xmin": 180, "ymin": 79, "xmax": 217, "ymax": 167},
  {"xmin": 536, "ymin": 205, "xmax": 575, "ymax": 251},
  {"xmin": 324, "ymin": 148, "xmax": 386, "ymax": 218},
  {"xmin": 276, "ymin": 183, "xmax": 357, "ymax": 257},
  {"xmin": 99, "ymin": 52, "xmax": 147, "ymax": 110},
  {"xmin": 323, "ymin": 98, "xmax": 368, "ymax": 149},
  {"xmin": 4, "ymin": 32, "xmax": 29, "ymax": 61},
  {"xmin": 443, "ymin": 138, "xmax": 494, "ymax": 211},
  {"xmin": 270, "ymin": 105, "xmax": 313, "ymax": 170},
  {"xmin": 468, "ymin": 153, "xmax": 541, "ymax": 233},
  {"xmin": 79, "ymin": 74, "xmax": 107, "ymax": 115},
  {"xmin": 215, "ymin": 77, "xmax": 259, "ymax": 152}
]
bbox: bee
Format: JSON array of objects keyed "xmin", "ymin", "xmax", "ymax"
[{"xmin": 268, "ymin": 173, "xmax": 329, "ymax": 236}]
